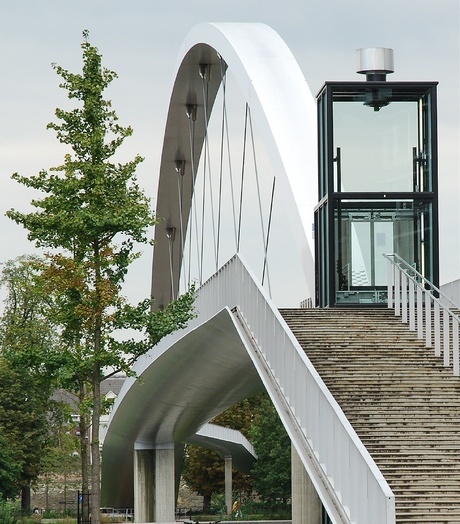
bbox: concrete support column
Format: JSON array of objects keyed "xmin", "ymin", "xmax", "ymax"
[
  {"xmin": 224, "ymin": 454, "xmax": 232, "ymax": 516},
  {"xmin": 291, "ymin": 445, "xmax": 322, "ymax": 524},
  {"xmin": 134, "ymin": 448, "xmax": 155, "ymax": 523},
  {"xmin": 154, "ymin": 447, "xmax": 176, "ymax": 523}
]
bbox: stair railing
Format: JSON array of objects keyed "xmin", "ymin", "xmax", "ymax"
[{"xmin": 385, "ymin": 253, "xmax": 460, "ymax": 376}]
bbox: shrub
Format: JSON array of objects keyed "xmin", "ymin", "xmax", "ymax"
[{"xmin": 0, "ymin": 500, "xmax": 20, "ymax": 524}]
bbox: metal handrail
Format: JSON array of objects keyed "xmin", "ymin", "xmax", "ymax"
[
  {"xmin": 385, "ymin": 253, "xmax": 460, "ymax": 376},
  {"xmin": 385, "ymin": 253, "xmax": 460, "ymax": 310}
]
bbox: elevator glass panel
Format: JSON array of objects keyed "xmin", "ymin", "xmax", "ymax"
[
  {"xmin": 334, "ymin": 200, "xmax": 433, "ymax": 305},
  {"xmin": 333, "ymin": 100, "xmax": 418, "ymax": 192},
  {"xmin": 330, "ymin": 85, "xmax": 435, "ymax": 195}
]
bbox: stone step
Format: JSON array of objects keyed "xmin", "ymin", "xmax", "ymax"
[{"xmin": 280, "ymin": 307, "xmax": 460, "ymax": 524}]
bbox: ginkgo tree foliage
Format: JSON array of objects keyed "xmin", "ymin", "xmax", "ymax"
[{"xmin": 7, "ymin": 30, "xmax": 195, "ymax": 524}]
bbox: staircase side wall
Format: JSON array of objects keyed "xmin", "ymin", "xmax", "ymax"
[{"xmin": 196, "ymin": 255, "xmax": 395, "ymax": 524}]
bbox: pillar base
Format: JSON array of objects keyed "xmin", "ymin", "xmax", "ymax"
[{"xmin": 291, "ymin": 444, "xmax": 322, "ymax": 524}]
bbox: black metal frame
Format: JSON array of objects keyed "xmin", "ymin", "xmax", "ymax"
[
  {"xmin": 315, "ymin": 81, "xmax": 439, "ymax": 307},
  {"xmin": 77, "ymin": 491, "xmax": 91, "ymax": 524}
]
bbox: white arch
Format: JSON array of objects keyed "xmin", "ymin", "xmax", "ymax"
[{"xmin": 151, "ymin": 22, "xmax": 317, "ymax": 308}]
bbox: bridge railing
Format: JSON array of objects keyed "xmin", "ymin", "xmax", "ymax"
[
  {"xmin": 385, "ymin": 253, "xmax": 460, "ymax": 376},
  {"xmin": 196, "ymin": 254, "xmax": 395, "ymax": 524}
]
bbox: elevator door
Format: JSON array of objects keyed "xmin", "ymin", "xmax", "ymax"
[
  {"xmin": 350, "ymin": 219, "xmax": 393, "ymax": 288},
  {"xmin": 336, "ymin": 208, "xmax": 417, "ymax": 305}
]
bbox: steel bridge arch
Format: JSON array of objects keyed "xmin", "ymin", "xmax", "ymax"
[{"xmin": 151, "ymin": 22, "xmax": 317, "ymax": 308}]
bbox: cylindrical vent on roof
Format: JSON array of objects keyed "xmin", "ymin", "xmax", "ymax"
[{"xmin": 356, "ymin": 47, "xmax": 394, "ymax": 81}]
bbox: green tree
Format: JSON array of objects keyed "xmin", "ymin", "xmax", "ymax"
[
  {"xmin": 0, "ymin": 255, "xmax": 65, "ymax": 383},
  {"xmin": 182, "ymin": 396, "xmax": 262, "ymax": 512},
  {"xmin": 249, "ymin": 394, "xmax": 291, "ymax": 506},
  {"xmin": 0, "ymin": 499, "xmax": 20, "ymax": 524},
  {"xmin": 0, "ymin": 431, "xmax": 21, "ymax": 501},
  {"xmin": 0, "ymin": 255, "xmax": 68, "ymax": 512},
  {"xmin": 0, "ymin": 357, "xmax": 50, "ymax": 502},
  {"xmin": 183, "ymin": 447, "xmax": 225, "ymax": 513},
  {"xmin": 41, "ymin": 403, "xmax": 80, "ymax": 514},
  {"xmin": 7, "ymin": 31, "xmax": 195, "ymax": 524}
]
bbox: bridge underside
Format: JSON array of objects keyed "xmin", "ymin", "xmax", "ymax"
[
  {"xmin": 101, "ymin": 308, "xmax": 264, "ymax": 508},
  {"xmin": 102, "ymin": 256, "xmax": 393, "ymax": 524}
]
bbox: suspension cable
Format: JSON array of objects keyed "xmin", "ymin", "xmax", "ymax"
[
  {"xmin": 200, "ymin": 64, "xmax": 218, "ymax": 275},
  {"xmin": 186, "ymin": 104, "xmax": 199, "ymax": 290},
  {"xmin": 198, "ymin": 66, "xmax": 209, "ymax": 286},
  {"xmin": 248, "ymin": 106, "xmax": 271, "ymax": 292},
  {"xmin": 216, "ymin": 61, "xmax": 227, "ymax": 271},
  {"xmin": 262, "ymin": 176, "xmax": 276, "ymax": 297},
  {"xmin": 175, "ymin": 160, "xmax": 186, "ymax": 286},
  {"xmin": 237, "ymin": 103, "xmax": 249, "ymax": 252},
  {"xmin": 220, "ymin": 62, "xmax": 239, "ymax": 251},
  {"xmin": 166, "ymin": 227, "xmax": 176, "ymax": 301}
]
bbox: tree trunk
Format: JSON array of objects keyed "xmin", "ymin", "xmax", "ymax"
[
  {"xmin": 90, "ymin": 364, "xmax": 102, "ymax": 524},
  {"xmin": 21, "ymin": 484, "xmax": 31, "ymax": 516},
  {"xmin": 203, "ymin": 494, "xmax": 211, "ymax": 514},
  {"xmin": 79, "ymin": 383, "xmax": 91, "ymax": 524},
  {"xmin": 91, "ymin": 244, "xmax": 103, "ymax": 524},
  {"xmin": 45, "ymin": 475, "xmax": 49, "ymax": 513}
]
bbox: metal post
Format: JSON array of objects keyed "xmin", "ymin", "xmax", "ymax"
[
  {"xmin": 401, "ymin": 273, "xmax": 408, "ymax": 324},
  {"xmin": 434, "ymin": 301, "xmax": 441, "ymax": 357},
  {"xmin": 425, "ymin": 296, "xmax": 432, "ymax": 347},
  {"xmin": 443, "ymin": 309, "xmax": 450, "ymax": 366},
  {"xmin": 417, "ymin": 286, "xmax": 423, "ymax": 339},
  {"xmin": 394, "ymin": 267, "xmax": 401, "ymax": 316},
  {"xmin": 387, "ymin": 257, "xmax": 393, "ymax": 309},
  {"xmin": 453, "ymin": 321, "xmax": 459, "ymax": 376},
  {"xmin": 409, "ymin": 279, "xmax": 415, "ymax": 331}
]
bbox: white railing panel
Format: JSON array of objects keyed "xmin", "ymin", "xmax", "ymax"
[
  {"xmin": 348, "ymin": 441, "xmax": 367, "ymax": 523},
  {"xmin": 197, "ymin": 255, "xmax": 395, "ymax": 524},
  {"xmin": 318, "ymin": 400, "xmax": 334, "ymax": 476},
  {"xmin": 334, "ymin": 422, "xmax": 347, "ymax": 503},
  {"xmin": 305, "ymin": 366, "xmax": 320, "ymax": 445}
]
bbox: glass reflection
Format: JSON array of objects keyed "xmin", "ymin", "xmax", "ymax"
[
  {"xmin": 333, "ymin": 100, "xmax": 418, "ymax": 192},
  {"xmin": 334, "ymin": 200, "xmax": 433, "ymax": 305}
]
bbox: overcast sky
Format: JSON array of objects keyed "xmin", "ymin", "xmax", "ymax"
[{"xmin": 0, "ymin": 0, "xmax": 458, "ymax": 305}]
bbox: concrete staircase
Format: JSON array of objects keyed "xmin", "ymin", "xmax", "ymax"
[{"xmin": 280, "ymin": 307, "xmax": 460, "ymax": 524}]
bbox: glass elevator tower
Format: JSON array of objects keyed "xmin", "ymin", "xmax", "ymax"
[{"xmin": 314, "ymin": 48, "xmax": 439, "ymax": 307}]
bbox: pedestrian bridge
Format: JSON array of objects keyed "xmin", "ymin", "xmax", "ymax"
[
  {"xmin": 101, "ymin": 22, "xmax": 396, "ymax": 524},
  {"xmin": 102, "ymin": 257, "xmax": 394, "ymax": 524}
]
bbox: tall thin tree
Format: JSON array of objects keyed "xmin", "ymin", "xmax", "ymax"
[{"xmin": 7, "ymin": 31, "xmax": 195, "ymax": 524}]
